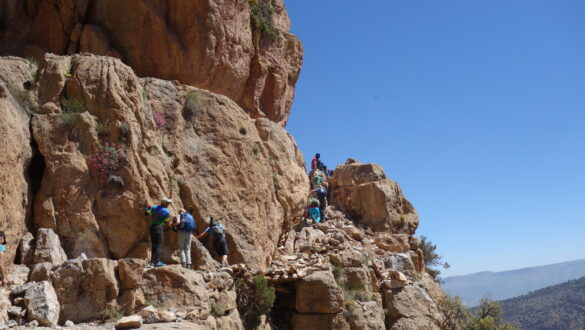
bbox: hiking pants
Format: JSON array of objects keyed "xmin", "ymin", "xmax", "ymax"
[
  {"xmin": 150, "ymin": 224, "xmax": 164, "ymax": 264},
  {"xmin": 178, "ymin": 231, "xmax": 192, "ymax": 265}
]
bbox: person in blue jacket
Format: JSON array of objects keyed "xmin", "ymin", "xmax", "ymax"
[{"xmin": 144, "ymin": 198, "xmax": 172, "ymax": 267}]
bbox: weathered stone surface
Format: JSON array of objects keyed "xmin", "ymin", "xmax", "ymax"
[
  {"xmin": 2, "ymin": 0, "xmax": 303, "ymax": 125},
  {"xmin": 118, "ymin": 258, "xmax": 147, "ymax": 290},
  {"xmin": 33, "ymin": 228, "xmax": 67, "ymax": 265},
  {"xmin": 192, "ymin": 239, "xmax": 219, "ymax": 271},
  {"xmin": 23, "ymin": 281, "xmax": 60, "ymax": 327},
  {"xmin": 0, "ymin": 288, "xmax": 9, "ymax": 324},
  {"xmin": 290, "ymin": 312, "xmax": 349, "ymax": 330},
  {"xmin": 30, "ymin": 262, "xmax": 52, "ymax": 282},
  {"xmin": 16, "ymin": 232, "xmax": 35, "ymax": 265},
  {"xmin": 330, "ymin": 160, "xmax": 418, "ymax": 234},
  {"xmin": 294, "ymin": 227, "xmax": 325, "ymax": 253},
  {"xmin": 384, "ymin": 285, "xmax": 442, "ymax": 326},
  {"xmin": 295, "ymin": 271, "xmax": 343, "ymax": 314},
  {"xmin": 374, "ymin": 233, "xmax": 410, "ymax": 253},
  {"xmin": 159, "ymin": 310, "xmax": 177, "ymax": 323},
  {"xmin": 389, "ymin": 316, "xmax": 441, "ymax": 330},
  {"xmin": 50, "ymin": 258, "xmax": 118, "ymax": 322},
  {"xmin": 28, "ymin": 54, "xmax": 307, "ymax": 269},
  {"xmin": 348, "ymin": 301, "xmax": 385, "ymax": 330},
  {"xmin": 6, "ymin": 264, "xmax": 30, "ymax": 286},
  {"xmin": 383, "ymin": 253, "xmax": 417, "ymax": 279},
  {"xmin": 329, "ymin": 249, "xmax": 366, "ymax": 268},
  {"xmin": 142, "ymin": 266, "xmax": 209, "ymax": 311},
  {"xmin": 115, "ymin": 315, "xmax": 143, "ymax": 329},
  {"xmin": 343, "ymin": 267, "xmax": 373, "ymax": 291},
  {"xmin": 138, "ymin": 305, "xmax": 160, "ymax": 325},
  {"xmin": 215, "ymin": 309, "xmax": 245, "ymax": 330},
  {"xmin": 418, "ymin": 273, "xmax": 445, "ymax": 302},
  {"xmin": 0, "ymin": 57, "xmax": 35, "ymax": 265}
]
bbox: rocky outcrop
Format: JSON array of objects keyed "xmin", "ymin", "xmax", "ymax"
[
  {"xmin": 0, "ymin": 0, "xmax": 303, "ymax": 125},
  {"xmin": 330, "ymin": 159, "xmax": 419, "ymax": 234},
  {"xmin": 21, "ymin": 53, "xmax": 308, "ymax": 269},
  {"xmin": 23, "ymin": 281, "xmax": 60, "ymax": 327}
]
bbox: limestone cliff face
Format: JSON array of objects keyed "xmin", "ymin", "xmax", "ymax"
[
  {"xmin": 0, "ymin": 53, "xmax": 308, "ymax": 270},
  {"xmin": 0, "ymin": 0, "xmax": 303, "ymax": 125}
]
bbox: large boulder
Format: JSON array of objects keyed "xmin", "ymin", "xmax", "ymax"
[
  {"xmin": 330, "ymin": 160, "xmax": 418, "ymax": 234},
  {"xmin": 1, "ymin": 0, "xmax": 303, "ymax": 125},
  {"xmin": 23, "ymin": 281, "xmax": 60, "ymax": 327},
  {"xmin": 383, "ymin": 284, "xmax": 442, "ymax": 328},
  {"xmin": 33, "ymin": 228, "xmax": 68, "ymax": 265},
  {"xmin": 295, "ymin": 271, "xmax": 344, "ymax": 314},
  {"xmin": 348, "ymin": 301, "xmax": 386, "ymax": 330},
  {"xmin": 27, "ymin": 54, "xmax": 308, "ymax": 269}
]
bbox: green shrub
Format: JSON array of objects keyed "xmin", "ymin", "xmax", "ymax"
[
  {"xmin": 62, "ymin": 97, "xmax": 84, "ymax": 114},
  {"xmin": 249, "ymin": 0, "xmax": 278, "ymax": 41},
  {"xmin": 340, "ymin": 284, "xmax": 371, "ymax": 307},
  {"xmin": 236, "ymin": 275, "xmax": 276, "ymax": 329},
  {"xmin": 118, "ymin": 121, "xmax": 129, "ymax": 143},
  {"xmin": 6, "ymin": 82, "xmax": 33, "ymax": 111},
  {"xmin": 211, "ymin": 302, "xmax": 226, "ymax": 317},
  {"xmin": 438, "ymin": 295, "xmax": 471, "ymax": 330},
  {"xmin": 420, "ymin": 235, "xmax": 450, "ymax": 281},
  {"xmin": 95, "ymin": 119, "xmax": 110, "ymax": 136},
  {"xmin": 332, "ymin": 265, "xmax": 345, "ymax": 281}
]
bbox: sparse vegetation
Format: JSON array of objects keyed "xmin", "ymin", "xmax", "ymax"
[
  {"xmin": 27, "ymin": 57, "xmax": 37, "ymax": 68},
  {"xmin": 175, "ymin": 177, "xmax": 184, "ymax": 187},
  {"xmin": 102, "ymin": 304, "xmax": 122, "ymax": 321},
  {"xmin": 184, "ymin": 90, "xmax": 201, "ymax": 119},
  {"xmin": 62, "ymin": 97, "xmax": 85, "ymax": 114},
  {"xmin": 438, "ymin": 295, "xmax": 518, "ymax": 330},
  {"xmin": 249, "ymin": 0, "xmax": 278, "ymax": 41},
  {"xmin": 211, "ymin": 301, "xmax": 226, "ymax": 317},
  {"xmin": 95, "ymin": 119, "xmax": 110, "ymax": 136},
  {"xmin": 332, "ymin": 265, "xmax": 345, "ymax": 280},
  {"xmin": 236, "ymin": 275, "xmax": 276, "ymax": 329},
  {"xmin": 272, "ymin": 172, "xmax": 280, "ymax": 190},
  {"xmin": 420, "ymin": 235, "xmax": 450, "ymax": 282},
  {"xmin": 252, "ymin": 144, "xmax": 261, "ymax": 155},
  {"xmin": 340, "ymin": 284, "xmax": 372, "ymax": 307},
  {"xmin": 89, "ymin": 143, "xmax": 126, "ymax": 179},
  {"xmin": 6, "ymin": 82, "xmax": 33, "ymax": 111},
  {"xmin": 118, "ymin": 121, "xmax": 129, "ymax": 143}
]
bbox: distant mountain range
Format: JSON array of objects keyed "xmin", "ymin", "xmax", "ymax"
[
  {"xmin": 500, "ymin": 277, "xmax": 585, "ymax": 330},
  {"xmin": 442, "ymin": 259, "xmax": 585, "ymax": 306}
]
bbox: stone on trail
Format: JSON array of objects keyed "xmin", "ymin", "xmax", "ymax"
[
  {"xmin": 115, "ymin": 315, "xmax": 143, "ymax": 329},
  {"xmin": 23, "ymin": 281, "xmax": 60, "ymax": 327}
]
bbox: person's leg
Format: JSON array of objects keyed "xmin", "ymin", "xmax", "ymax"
[
  {"xmin": 178, "ymin": 231, "xmax": 187, "ymax": 267},
  {"xmin": 185, "ymin": 232, "xmax": 192, "ymax": 268},
  {"xmin": 153, "ymin": 224, "xmax": 164, "ymax": 265},
  {"xmin": 149, "ymin": 225, "xmax": 157, "ymax": 265}
]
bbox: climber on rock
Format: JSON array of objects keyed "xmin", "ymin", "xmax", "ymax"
[
  {"xmin": 311, "ymin": 172, "xmax": 327, "ymax": 189},
  {"xmin": 308, "ymin": 200, "xmax": 321, "ymax": 224},
  {"xmin": 311, "ymin": 153, "xmax": 320, "ymax": 170},
  {"xmin": 171, "ymin": 207, "xmax": 196, "ymax": 269},
  {"xmin": 144, "ymin": 198, "xmax": 172, "ymax": 267},
  {"xmin": 196, "ymin": 217, "xmax": 229, "ymax": 268},
  {"xmin": 314, "ymin": 186, "xmax": 328, "ymax": 222},
  {"xmin": 0, "ymin": 231, "xmax": 6, "ymax": 286}
]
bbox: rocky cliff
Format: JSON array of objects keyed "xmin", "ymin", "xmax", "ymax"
[
  {"xmin": 0, "ymin": 1, "xmax": 447, "ymax": 329},
  {"xmin": 0, "ymin": 0, "xmax": 302, "ymax": 125}
]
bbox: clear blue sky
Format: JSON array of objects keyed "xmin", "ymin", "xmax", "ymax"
[{"xmin": 285, "ymin": 0, "xmax": 585, "ymax": 277}]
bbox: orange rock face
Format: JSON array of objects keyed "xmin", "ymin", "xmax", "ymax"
[
  {"xmin": 24, "ymin": 53, "xmax": 308, "ymax": 269},
  {"xmin": 0, "ymin": 0, "xmax": 303, "ymax": 125}
]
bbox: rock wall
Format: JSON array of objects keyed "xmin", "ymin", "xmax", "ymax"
[
  {"xmin": 0, "ymin": 0, "xmax": 303, "ymax": 125},
  {"xmin": 1, "ymin": 53, "xmax": 308, "ymax": 269}
]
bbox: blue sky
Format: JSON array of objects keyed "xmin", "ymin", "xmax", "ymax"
[{"xmin": 284, "ymin": 0, "xmax": 585, "ymax": 277}]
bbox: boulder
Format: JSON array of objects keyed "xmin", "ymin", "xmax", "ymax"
[
  {"xmin": 330, "ymin": 160, "xmax": 418, "ymax": 234},
  {"xmin": 118, "ymin": 259, "xmax": 147, "ymax": 290},
  {"xmin": 138, "ymin": 305, "xmax": 160, "ymax": 324},
  {"xmin": 343, "ymin": 267, "xmax": 373, "ymax": 292},
  {"xmin": 6, "ymin": 264, "xmax": 30, "ymax": 286},
  {"xmin": 374, "ymin": 233, "xmax": 410, "ymax": 253},
  {"xmin": 295, "ymin": 271, "xmax": 343, "ymax": 314},
  {"xmin": 348, "ymin": 301, "xmax": 385, "ymax": 330},
  {"xmin": 115, "ymin": 315, "xmax": 143, "ymax": 329},
  {"xmin": 2, "ymin": 0, "xmax": 302, "ymax": 125},
  {"xmin": 294, "ymin": 227, "xmax": 325, "ymax": 253},
  {"xmin": 30, "ymin": 262, "xmax": 53, "ymax": 282},
  {"xmin": 33, "ymin": 228, "xmax": 67, "ymax": 265},
  {"xmin": 158, "ymin": 310, "xmax": 176, "ymax": 322},
  {"xmin": 329, "ymin": 250, "xmax": 366, "ymax": 268},
  {"xmin": 0, "ymin": 288, "xmax": 10, "ymax": 324},
  {"xmin": 191, "ymin": 239, "xmax": 219, "ymax": 271},
  {"xmin": 383, "ymin": 253, "xmax": 417, "ymax": 278},
  {"xmin": 418, "ymin": 273, "xmax": 446, "ymax": 302},
  {"xmin": 215, "ymin": 309, "xmax": 245, "ymax": 330},
  {"xmin": 23, "ymin": 281, "xmax": 60, "ymax": 327},
  {"xmin": 81, "ymin": 258, "xmax": 120, "ymax": 314},
  {"xmin": 16, "ymin": 232, "xmax": 35, "ymax": 265},
  {"xmin": 141, "ymin": 265, "xmax": 210, "ymax": 311},
  {"xmin": 343, "ymin": 226, "xmax": 364, "ymax": 241},
  {"xmin": 383, "ymin": 285, "xmax": 442, "ymax": 324}
]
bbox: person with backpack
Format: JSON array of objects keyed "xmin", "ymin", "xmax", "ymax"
[
  {"xmin": 308, "ymin": 200, "xmax": 321, "ymax": 224},
  {"xmin": 314, "ymin": 187, "xmax": 328, "ymax": 222},
  {"xmin": 196, "ymin": 217, "xmax": 229, "ymax": 267},
  {"xmin": 144, "ymin": 198, "xmax": 172, "ymax": 267},
  {"xmin": 311, "ymin": 172, "xmax": 325, "ymax": 189},
  {"xmin": 172, "ymin": 207, "xmax": 196, "ymax": 269},
  {"xmin": 311, "ymin": 153, "xmax": 321, "ymax": 170},
  {"xmin": 0, "ymin": 231, "xmax": 7, "ymax": 286}
]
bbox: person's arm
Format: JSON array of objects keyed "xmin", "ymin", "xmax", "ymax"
[
  {"xmin": 0, "ymin": 252, "xmax": 6, "ymax": 286},
  {"xmin": 196, "ymin": 227, "xmax": 209, "ymax": 239},
  {"xmin": 144, "ymin": 205, "xmax": 152, "ymax": 216}
]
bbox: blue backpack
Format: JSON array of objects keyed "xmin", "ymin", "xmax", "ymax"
[{"xmin": 180, "ymin": 213, "xmax": 196, "ymax": 232}]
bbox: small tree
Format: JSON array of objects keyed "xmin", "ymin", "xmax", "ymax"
[
  {"xmin": 467, "ymin": 295, "xmax": 519, "ymax": 330},
  {"xmin": 438, "ymin": 295, "xmax": 471, "ymax": 330},
  {"xmin": 420, "ymin": 235, "xmax": 450, "ymax": 281}
]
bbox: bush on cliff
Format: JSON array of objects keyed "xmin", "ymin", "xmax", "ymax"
[
  {"xmin": 236, "ymin": 275, "xmax": 276, "ymax": 329},
  {"xmin": 420, "ymin": 235, "xmax": 450, "ymax": 281},
  {"xmin": 249, "ymin": 0, "xmax": 277, "ymax": 41}
]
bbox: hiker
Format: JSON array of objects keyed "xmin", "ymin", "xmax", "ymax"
[
  {"xmin": 314, "ymin": 187, "xmax": 328, "ymax": 222},
  {"xmin": 172, "ymin": 207, "xmax": 196, "ymax": 269},
  {"xmin": 311, "ymin": 153, "xmax": 321, "ymax": 170},
  {"xmin": 196, "ymin": 217, "xmax": 229, "ymax": 267},
  {"xmin": 308, "ymin": 200, "xmax": 321, "ymax": 224},
  {"xmin": 0, "ymin": 232, "xmax": 6, "ymax": 286},
  {"xmin": 144, "ymin": 198, "xmax": 172, "ymax": 267},
  {"xmin": 311, "ymin": 172, "xmax": 326, "ymax": 189}
]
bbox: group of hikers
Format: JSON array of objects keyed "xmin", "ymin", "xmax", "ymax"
[
  {"xmin": 144, "ymin": 199, "xmax": 229, "ymax": 269},
  {"xmin": 306, "ymin": 153, "xmax": 331, "ymax": 225}
]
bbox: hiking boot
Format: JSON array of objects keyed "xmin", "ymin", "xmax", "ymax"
[
  {"xmin": 154, "ymin": 261, "xmax": 166, "ymax": 267},
  {"xmin": 221, "ymin": 261, "xmax": 229, "ymax": 268},
  {"xmin": 146, "ymin": 262, "xmax": 154, "ymax": 268}
]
